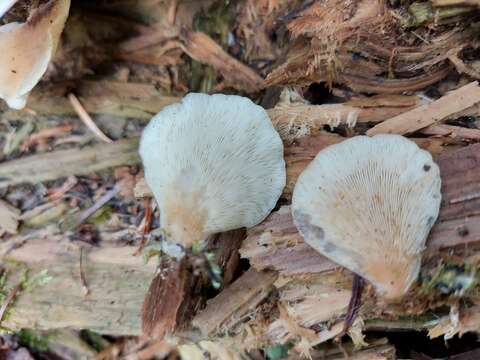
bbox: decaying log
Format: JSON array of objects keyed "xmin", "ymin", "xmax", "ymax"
[
  {"xmin": 0, "ymin": 138, "xmax": 140, "ymax": 188},
  {"xmin": 1, "ymin": 236, "xmax": 156, "ymax": 335},
  {"xmin": 3, "ymin": 80, "xmax": 179, "ymax": 121},
  {"xmin": 0, "ymin": 229, "xmax": 246, "ymax": 336}
]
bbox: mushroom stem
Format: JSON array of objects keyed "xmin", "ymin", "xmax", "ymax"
[
  {"xmin": 0, "ymin": 0, "xmax": 18, "ymax": 18},
  {"xmin": 342, "ymin": 274, "xmax": 364, "ymax": 334}
]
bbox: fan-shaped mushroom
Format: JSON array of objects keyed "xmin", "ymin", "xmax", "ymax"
[
  {"xmin": 292, "ymin": 134, "xmax": 441, "ymax": 300},
  {"xmin": 139, "ymin": 93, "xmax": 286, "ymax": 255},
  {"xmin": 0, "ymin": 0, "xmax": 70, "ymax": 109}
]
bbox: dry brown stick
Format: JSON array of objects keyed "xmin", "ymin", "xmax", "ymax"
[
  {"xmin": 21, "ymin": 124, "xmax": 73, "ymax": 150},
  {"xmin": 76, "ymin": 185, "xmax": 120, "ymax": 226},
  {"xmin": 68, "ymin": 93, "xmax": 113, "ymax": 143},
  {"xmin": 367, "ymin": 81, "xmax": 480, "ymax": 135},
  {"xmin": 192, "ymin": 268, "xmax": 278, "ymax": 336},
  {"xmin": 0, "ymin": 282, "xmax": 22, "ymax": 325},
  {"xmin": 0, "ymin": 138, "xmax": 140, "ymax": 188},
  {"xmin": 79, "ymin": 247, "xmax": 90, "ymax": 296},
  {"xmin": 134, "ymin": 198, "xmax": 154, "ymax": 256},
  {"xmin": 421, "ymin": 124, "xmax": 480, "ymax": 140},
  {"xmin": 180, "ymin": 30, "xmax": 264, "ymax": 92}
]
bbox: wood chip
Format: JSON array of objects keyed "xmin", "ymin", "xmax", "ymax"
[
  {"xmin": 0, "ymin": 199, "xmax": 20, "ymax": 234},
  {"xmin": 142, "ymin": 258, "xmax": 189, "ymax": 338},
  {"xmin": 192, "ymin": 268, "xmax": 277, "ymax": 336},
  {"xmin": 367, "ymin": 81, "xmax": 480, "ymax": 135},
  {"xmin": 421, "ymin": 123, "xmax": 480, "ymax": 140}
]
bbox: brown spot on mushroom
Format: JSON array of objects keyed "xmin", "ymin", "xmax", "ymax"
[{"xmin": 423, "ymin": 164, "xmax": 431, "ymax": 171}]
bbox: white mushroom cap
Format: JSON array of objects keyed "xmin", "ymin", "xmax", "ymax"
[
  {"xmin": 292, "ymin": 134, "xmax": 441, "ymax": 300},
  {"xmin": 0, "ymin": 0, "xmax": 70, "ymax": 109},
  {"xmin": 140, "ymin": 93, "xmax": 286, "ymax": 250}
]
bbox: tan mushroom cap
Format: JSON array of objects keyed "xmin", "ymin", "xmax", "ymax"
[
  {"xmin": 292, "ymin": 134, "xmax": 441, "ymax": 300},
  {"xmin": 0, "ymin": 0, "xmax": 70, "ymax": 109},
  {"xmin": 140, "ymin": 93, "xmax": 286, "ymax": 250}
]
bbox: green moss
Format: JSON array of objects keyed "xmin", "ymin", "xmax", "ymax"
[
  {"xmin": 420, "ymin": 261, "xmax": 478, "ymax": 297},
  {"xmin": 18, "ymin": 329, "xmax": 51, "ymax": 353},
  {"xmin": 0, "ymin": 269, "xmax": 52, "ymax": 327},
  {"xmin": 87, "ymin": 205, "xmax": 112, "ymax": 225},
  {"xmin": 80, "ymin": 330, "xmax": 110, "ymax": 352},
  {"xmin": 264, "ymin": 343, "xmax": 293, "ymax": 360}
]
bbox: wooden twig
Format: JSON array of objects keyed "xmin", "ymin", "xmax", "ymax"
[
  {"xmin": 21, "ymin": 124, "xmax": 73, "ymax": 150},
  {"xmin": 192, "ymin": 269, "xmax": 277, "ymax": 336},
  {"xmin": 0, "ymin": 282, "xmax": 22, "ymax": 325},
  {"xmin": 79, "ymin": 247, "xmax": 90, "ymax": 297},
  {"xmin": 180, "ymin": 30, "xmax": 264, "ymax": 92},
  {"xmin": 47, "ymin": 176, "xmax": 78, "ymax": 201},
  {"xmin": 76, "ymin": 186, "xmax": 120, "ymax": 226},
  {"xmin": 367, "ymin": 82, "xmax": 480, "ymax": 135},
  {"xmin": 68, "ymin": 93, "xmax": 113, "ymax": 143},
  {"xmin": 422, "ymin": 124, "xmax": 480, "ymax": 140},
  {"xmin": 134, "ymin": 199, "xmax": 154, "ymax": 256},
  {"xmin": 0, "ymin": 138, "xmax": 140, "ymax": 188},
  {"xmin": 2, "ymin": 81, "xmax": 180, "ymax": 121}
]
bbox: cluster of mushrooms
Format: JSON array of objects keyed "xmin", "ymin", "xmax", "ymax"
[
  {"xmin": 140, "ymin": 93, "xmax": 442, "ymax": 302},
  {"xmin": 0, "ymin": 0, "xmax": 442, "ymax": 303}
]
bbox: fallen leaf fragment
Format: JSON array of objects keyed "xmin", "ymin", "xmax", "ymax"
[{"xmin": 0, "ymin": 0, "xmax": 71, "ymax": 109}]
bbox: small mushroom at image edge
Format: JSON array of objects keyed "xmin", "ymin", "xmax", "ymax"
[
  {"xmin": 139, "ymin": 93, "xmax": 286, "ymax": 258},
  {"xmin": 292, "ymin": 134, "xmax": 442, "ymax": 301},
  {"xmin": 0, "ymin": 0, "xmax": 71, "ymax": 109}
]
